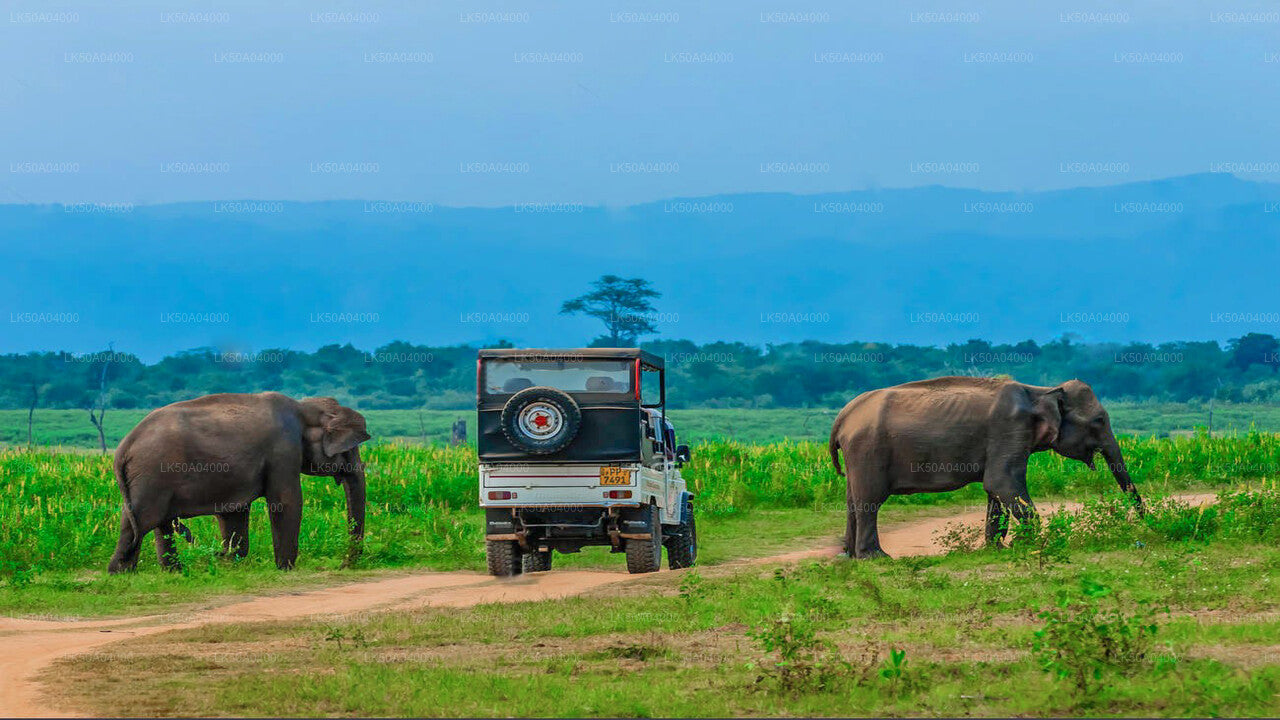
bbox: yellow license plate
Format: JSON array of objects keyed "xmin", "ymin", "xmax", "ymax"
[{"xmin": 599, "ymin": 467, "xmax": 631, "ymax": 486}]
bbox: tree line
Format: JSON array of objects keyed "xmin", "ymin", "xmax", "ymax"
[{"xmin": 3, "ymin": 334, "xmax": 1279, "ymax": 414}]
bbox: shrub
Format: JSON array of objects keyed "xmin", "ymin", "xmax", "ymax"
[
  {"xmin": 1032, "ymin": 577, "xmax": 1164, "ymax": 697},
  {"xmin": 1012, "ymin": 509, "xmax": 1074, "ymax": 569},
  {"xmin": 934, "ymin": 520, "xmax": 984, "ymax": 554},
  {"xmin": 749, "ymin": 608, "xmax": 846, "ymax": 695}
]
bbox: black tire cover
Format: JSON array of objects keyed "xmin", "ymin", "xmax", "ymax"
[{"xmin": 500, "ymin": 386, "xmax": 583, "ymax": 455}]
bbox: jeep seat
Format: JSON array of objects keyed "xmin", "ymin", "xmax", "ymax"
[
  {"xmin": 502, "ymin": 378, "xmax": 534, "ymax": 393},
  {"xmin": 585, "ymin": 376, "xmax": 620, "ymax": 392}
]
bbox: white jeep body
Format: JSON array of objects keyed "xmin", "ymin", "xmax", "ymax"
[{"xmin": 479, "ymin": 461, "xmax": 687, "ymax": 526}]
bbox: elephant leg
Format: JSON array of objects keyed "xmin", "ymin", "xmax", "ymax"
[
  {"xmin": 852, "ymin": 498, "xmax": 889, "ymax": 559},
  {"xmin": 843, "ymin": 497, "xmax": 858, "ymax": 557},
  {"xmin": 107, "ymin": 512, "xmax": 143, "ymax": 574},
  {"xmin": 267, "ymin": 502, "xmax": 301, "ymax": 569},
  {"xmin": 155, "ymin": 521, "xmax": 181, "ymax": 571},
  {"xmin": 848, "ymin": 474, "xmax": 890, "ymax": 559},
  {"xmin": 984, "ymin": 493, "xmax": 1010, "ymax": 547},
  {"xmin": 984, "ymin": 453, "xmax": 1038, "ymax": 540},
  {"xmin": 265, "ymin": 474, "xmax": 303, "ymax": 570},
  {"xmin": 217, "ymin": 509, "xmax": 251, "ymax": 559}
]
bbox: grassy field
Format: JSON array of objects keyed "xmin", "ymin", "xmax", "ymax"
[
  {"xmin": 4, "ymin": 402, "xmax": 1280, "ymax": 449},
  {"xmin": 2, "ymin": 433, "xmax": 1278, "ymax": 617},
  {"xmin": 5, "ymin": 433, "xmax": 1280, "ymax": 716},
  {"xmin": 45, "ymin": 487, "xmax": 1280, "ymax": 717}
]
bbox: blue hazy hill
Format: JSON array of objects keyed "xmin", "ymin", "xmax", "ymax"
[{"xmin": 4, "ymin": 173, "xmax": 1279, "ymax": 360}]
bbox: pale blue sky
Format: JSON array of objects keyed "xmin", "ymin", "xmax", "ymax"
[{"xmin": 4, "ymin": 0, "xmax": 1279, "ymax": 207}]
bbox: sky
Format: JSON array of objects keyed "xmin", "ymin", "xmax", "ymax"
[{"xmin": 4, "ymin": 0, "xmax": 1280, "ymax": 207}]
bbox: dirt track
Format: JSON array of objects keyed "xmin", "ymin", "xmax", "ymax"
[{"xmin": 0, "ymin": 495, "xmax": 1212, "ymax": 718}]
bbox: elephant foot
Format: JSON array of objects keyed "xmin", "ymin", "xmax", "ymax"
[{"xmin": 106, "ymin": 560, "xmax": 137, "ymax": 574}]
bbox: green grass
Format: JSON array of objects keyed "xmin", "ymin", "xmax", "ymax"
[
  {"xmin": 7, "ymin": 432, "xmax": 1279, "ymax": 716},
  {"xmin": 5, "ymin": 402, "xmax": 1280, "ymax": 448},
  {"xmin": 0, "ymin": 508, "xmax": 848, "ymax": 619},
  {"xmin": 3, "ymin": 433, "xmax": 1278, "ymax": 618},
  {"xmin": 45, "ymin": 489, "xmax": 1280, "ymax": 717}
]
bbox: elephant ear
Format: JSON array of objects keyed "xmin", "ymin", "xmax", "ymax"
[
  {"xmin": 303, "ymin": 397, "xmax": 372, "ymax": 457},
  {"xmin": 322, "ymin": 408, "xmax": 371, "ymax": 457},
  {"xmin": 1031, "ymin": 387, "xmax": 1064, "ymax": 448}
]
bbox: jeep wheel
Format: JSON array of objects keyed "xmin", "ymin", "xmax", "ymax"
[
  {"xmin": 665, "ymin": 499, "xmax": 697, "ymax": 570},
  {"xmin": 500, "ymin": 386, "xmax": 583, "ymax": 455},
  {"xmin": 486, "ymin": 540, "xmax": 523, "ymax": 577},
  {"xmin": 523, "ymin": 549, "xmax": 552, "ymax": 573},
  {"xmin": 625, "ymin": 505, "xmax": 663, "ymax": 574}
]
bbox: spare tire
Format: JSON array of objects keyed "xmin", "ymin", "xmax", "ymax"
[{"xmin": 500, "ymin": 386, "xmax": 582, "ymax": 455}]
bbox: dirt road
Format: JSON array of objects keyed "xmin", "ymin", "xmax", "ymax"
[{"xmin": 0, "ymin": 495, "xmax": 1209, "ymax": 718}]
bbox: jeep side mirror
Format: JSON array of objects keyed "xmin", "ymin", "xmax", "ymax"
[{"xmin": 675, "ymin": 444, "xmax": 691, "ymax": 465}]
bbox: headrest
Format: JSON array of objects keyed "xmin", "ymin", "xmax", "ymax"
[
  {"xmin": 585, "ymin": 376, "xmax": 618, "ymax": 392},
  {"xmin": 502, "ymin": 378, "xmax": 534, "ymax": 392}
]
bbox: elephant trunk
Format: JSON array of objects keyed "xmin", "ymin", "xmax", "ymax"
[
  {"xmin": 339, "ymin": 451, "xmax": 367, "ymax": 567},
  {"xmin": 1100, "ymin": 435, "xmax": 1145, "ymax": 516}
]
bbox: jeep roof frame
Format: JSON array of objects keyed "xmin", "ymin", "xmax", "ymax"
[{"xmin": 477, "ymin": 347, "xmax": 664, "ymax": 370}]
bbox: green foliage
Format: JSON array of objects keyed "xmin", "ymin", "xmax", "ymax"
[
  {"xmin": 323, "ymin": 626, "xmax": 369, "ymax": 650},
  {"xmin": 878, "ymin": 647, "xmax": 909, "ymax": 696},
  {"xmin": 1012, "ymin": 509, "xmax": 1075, "ymax": 570},
  {"xmin": 1061, "ymin": 482, "xmax": 1280, "ymax": 553},
  {"xmin": 677, "ymin": 568, "xmax": 706, "ymax": 604},
  {"xmin": 1032, "ymin": 578, "xmax": 1165, "ymax": 698},
  {"xmin": 0, "ymin": 444, "xmax": 483, "ymax": 584},
  {"xmin": 174, "ymin": 540, "xmax": 223, "ymax": 578},
  {"xmin": 749, "ymin": 607, "xmax": 846, "ymax": 695},
  {"xmin": 935, "ymin": 519, "xmax": 985, "ymax": 554},
  {"xmin": 3, "ymin": 436, "xmax": 1279, "ymax": 587},
  {"xmin": 7, "ymin": 335, "xmax": 1280, "ymax": 414}
]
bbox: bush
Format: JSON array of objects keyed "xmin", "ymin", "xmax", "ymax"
[
  {"xmin": 1214, "ymin": 481, "xmax": 1280, "ymax": 542},
  {"xmin": 1011, "ymin": 509, "xmax": 1074, "ymax": 569},
  {"xmin": 749, "ymin": 609, "xmax": 846, "ymax": 695},
  {"xmin": 1032, "ymin": 577, "xmax": 1164, "ymax": 697}
]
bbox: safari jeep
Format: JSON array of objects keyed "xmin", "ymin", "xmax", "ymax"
[{"xmin": 476, "ymin": 348, "xmax": 696, "ymax": 576}]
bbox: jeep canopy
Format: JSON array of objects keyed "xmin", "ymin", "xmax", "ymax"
[
  {"xmin": 476, "ymin": 348, "xmax": 663, "ymax": 368},
  {"xmin": 476, "ymin": 348, "xmax": 664, "ymax": 463}
]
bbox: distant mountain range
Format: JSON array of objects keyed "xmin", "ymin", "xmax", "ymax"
[{"xmin": 4, "ymin": 173, "xmax": 1279, "ymax": 360}]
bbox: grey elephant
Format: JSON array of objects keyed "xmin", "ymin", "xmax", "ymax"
[
  {"xmin": 829, "ymin": 377, "xmax": 1143, "ymax": 558},
  {"xmin": 108, "ymin": 392, "xmax": 371, "ymax": 573}
]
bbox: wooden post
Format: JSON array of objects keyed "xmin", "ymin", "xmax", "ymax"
[{"xmin": 451, "ymin": 419, "xmax": 467, "ymax": 446}]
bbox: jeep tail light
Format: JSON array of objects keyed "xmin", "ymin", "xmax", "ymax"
[
  {"xmin": 488, "ymin": 491, "xmax": 517, "ymax": 500},
  {"xmin": 604, "ymin": 490, "xmax": 632, "ymax": 499}
]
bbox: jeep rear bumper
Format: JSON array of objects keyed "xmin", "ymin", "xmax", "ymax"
[{"xmin": 485, "ymin": 505, "xmax": 656, "ymax": 552}]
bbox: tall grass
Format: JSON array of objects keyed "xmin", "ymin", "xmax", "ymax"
[
  {"xmin": 2, "ymin": 434, "xmax": 1276, "ymax": 582},
  {"xmin": 0, "ymin": 444, "xmax": 485, "ymax": 581}
]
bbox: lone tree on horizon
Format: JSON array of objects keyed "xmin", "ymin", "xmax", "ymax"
[{"xmin": 560, "ymin": 275, "xmax": 661, "ymax": 347}]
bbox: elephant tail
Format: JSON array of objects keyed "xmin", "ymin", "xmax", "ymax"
[
  {"xmin": 829, "ymin": 427, "xmax": 843, "ymax": 477},
  {"xmin": 114, "ymin": 454, "xmax": 139, "ymax": 540}
]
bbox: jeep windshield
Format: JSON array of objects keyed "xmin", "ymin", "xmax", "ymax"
[{"xmin": 482, "ymin": 358, "xmax": 633, "ymax": 395}]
